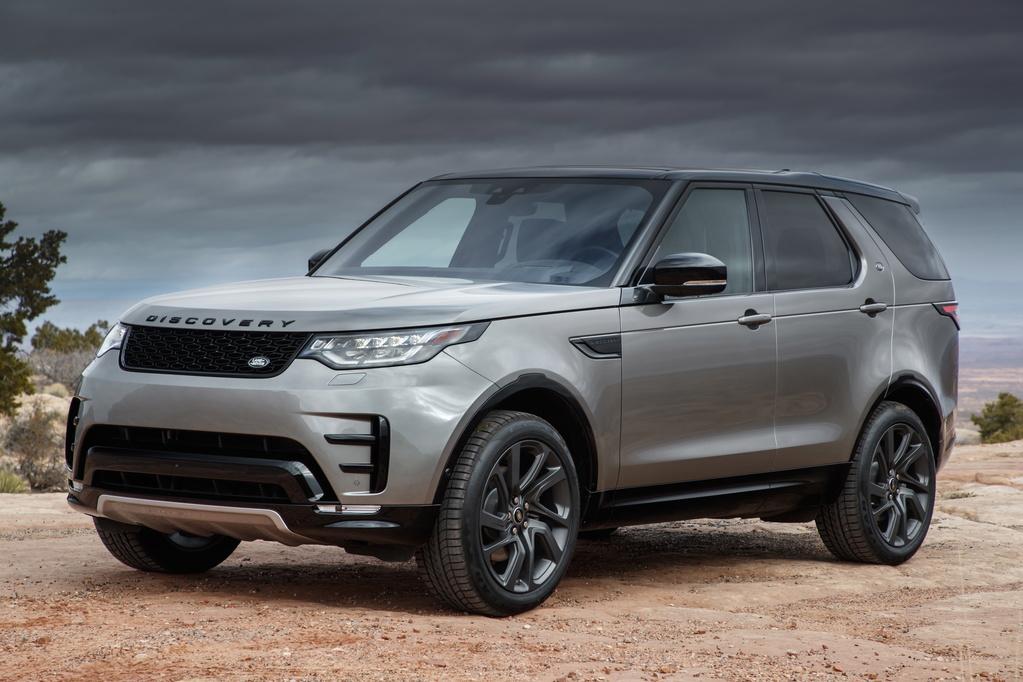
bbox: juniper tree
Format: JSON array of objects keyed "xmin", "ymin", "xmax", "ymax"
[{"xmin": 0, "ymin": 202, "xmax": 67, "ymax": 416}]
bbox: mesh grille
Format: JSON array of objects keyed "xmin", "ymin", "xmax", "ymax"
[
  {"xmin": 122, "ymin": 325, "xmax": 310, "ymax": 377},
  {"xmin": 80, "ymin": 425, "xmax": 338, "ymax": 502},
  {"xmin": 91, "ymin": 470, "xmax": 291, "ymax": 504}
]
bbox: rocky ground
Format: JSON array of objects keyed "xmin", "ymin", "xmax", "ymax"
[{"xmin": 2, "ymin": 441, "xmax": 1022, "ymax": 681}]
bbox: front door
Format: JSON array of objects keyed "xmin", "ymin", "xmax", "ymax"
[{"xmin": 618, "ymin": 185, "xmax": 778, "ymax": 489}]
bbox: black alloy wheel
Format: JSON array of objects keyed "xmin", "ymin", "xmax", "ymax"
[
  {"xmin": 816, "ymin": 400, "xmax": 937, "ymax": 565},
  {"xmin": 417, "ymin": 410, "xmax": 580, "ymax": 616},
  {"xmin": 866, "ymin": 423, "xmax": 933, "ymax": 548},
  {"xmin": 478, "ymin": 439, "xmax": 573, "ymax": 593}
]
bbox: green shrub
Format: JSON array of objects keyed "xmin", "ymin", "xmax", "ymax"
[
  {"xmin": 0, "ymin": 470, "xmax": 29, "ymax": 494},
  {"xmin": 971, "ymin": 393, "xmax": 1023, "ymax": 444},
  {"xmin": 3, "ymin": 400, "xmax": 65, "ymax": 490}
]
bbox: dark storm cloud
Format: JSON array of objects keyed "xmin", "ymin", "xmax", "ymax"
[
  {"xmin": 3, "ymin": 1, "xmax": 1022, "ymax": 166},
  {"xmin": 0, "ymin": 0, "xmax": 1020, "ymax": 332}
]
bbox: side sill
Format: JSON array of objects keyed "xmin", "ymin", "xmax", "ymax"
[{"xmin": 587, "ymin": 465, "xmax": 844, "ymax": 528}]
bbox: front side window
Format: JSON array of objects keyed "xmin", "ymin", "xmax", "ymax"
[
  {"xmin": 760, "ymin": 190, "xmax": 855, "ymax": 291},
  {"xmin": 649, "ymin": 188, "xmax": 753, "ymax": 295},
  {"xmin": 315, "ymin": 179, "xmax": 669, "ymax": 286}
]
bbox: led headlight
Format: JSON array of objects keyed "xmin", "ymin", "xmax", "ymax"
[
  {"xmin": 96, "ymin": 323, "xmax": 128, "ymax": 357},
  {"xmin": 299, "ymin": 322, "xmax": 489, "ymax": 369}
]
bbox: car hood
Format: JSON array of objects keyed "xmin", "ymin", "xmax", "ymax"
[{"xmin": 120, "ymin": 275, "xmax": 620, "ymax": 332}]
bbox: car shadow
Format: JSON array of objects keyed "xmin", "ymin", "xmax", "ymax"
[
  {"xmin": 82, "ymin": 521, "xmax": 833, "ymax": 615},
  {"xmin": 567, "ymin": 521, "xmax": 831, "ymax": 581}
]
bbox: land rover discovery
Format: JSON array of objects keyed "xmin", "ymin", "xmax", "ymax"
[{"xmin": 67, "ymin": 167, "xmax": 958, "ymax": 615}]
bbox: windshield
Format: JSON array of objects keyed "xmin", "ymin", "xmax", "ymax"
[{"xmin": 314, "ymin": 179, "xmax": 669, "ymax": 286}]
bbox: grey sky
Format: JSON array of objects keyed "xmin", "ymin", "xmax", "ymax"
[{"xmin": 1, "ymin": 1, "xmax": 1020, "ymax": 335}]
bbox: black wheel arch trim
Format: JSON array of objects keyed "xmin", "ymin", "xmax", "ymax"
[
  {"xmin": 432, "ymin": 373, "xmax": 600, "ymax": 506},
  {"xmin": 856, "ymin": 372, "xmax": 946, "ymax": 466}
]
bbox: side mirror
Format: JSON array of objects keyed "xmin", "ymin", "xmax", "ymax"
[
  {"xmin": 308, "ymin": 248, "xmax": 332, "ymax": 273},
  {"xmin": 644, "ymin": 252, "xmax": 727, "ymax": 300}
]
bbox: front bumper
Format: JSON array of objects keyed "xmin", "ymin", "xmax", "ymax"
[{"xmin": 70, "ymin": 350, "xmax": 496, "ymax": 508}]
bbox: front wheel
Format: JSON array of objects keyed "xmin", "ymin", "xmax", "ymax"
[
  {"xmin": 417, "ymin": 410, "xmax": 580, "ymax": 616},
  {"xmin": 94, "ymin": 517, "xmax": 240, "ymax": 573},
  {"xmin": 816, "ymin": 401, "xmax": 936, "ymax": 565}
]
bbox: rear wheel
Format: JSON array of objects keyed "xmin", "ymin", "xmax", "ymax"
[
  {"xmin": 816, "ymin": 401, "xmax": 936, "ymax": 565},
  {"xmin": 417, "ymin": 410, "xmax": 580, "ymax": 616},
  {"xmin": 94, "ymin": 517, "xmax": 240, "ymax": 573}
]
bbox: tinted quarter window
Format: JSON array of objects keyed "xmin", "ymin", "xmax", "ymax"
[
  {"xmin": 760, "ymin": 190, "xmax": 855, "ymax": 291},
  {"xmin": 650, "ymin": 188, "xmax": 753, "ymax": 295},
  {"xmin": 847, "ymin": 193, "xmax": 949, "ymax": 280}
]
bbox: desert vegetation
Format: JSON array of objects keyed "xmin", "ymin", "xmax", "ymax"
[
  {"xmin": 1, "ymin": 396, "xmax": 66, "ymax": 490},
  {"xmin": 971, "ymin": 392, "xmax": 1023, "ymax": 443},
  {"xmin": 28, "ymin": 320, "xmax": 109, "ymax": 391},
  {"xmin": 0, "ymin": 325, "xmax": 107, "ymax": 492},
  {"xmin": 0, "ymin": 200, "xmax": 70, "ymax": 491}
]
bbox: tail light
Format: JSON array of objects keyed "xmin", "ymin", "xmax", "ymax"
[{"xmin": 933, "ymin": 302, "xmax": 960, "ymax": 330}]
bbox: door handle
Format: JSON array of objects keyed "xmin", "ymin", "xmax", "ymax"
[
  {"xmin": 737, "ymin": 310, "xmax": 772, "ymax": 329},
  {"xmin": 859, "ymin": 300, "xmax": 889, "ymax": 316}
]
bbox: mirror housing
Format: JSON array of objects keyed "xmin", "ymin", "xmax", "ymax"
[
  {"xmin": 308, "ymin": 248, "xmax": 332, "ymax": 273},
  {"xmin": 642, "ymin": 252, "xmax": 727, "ymax": 300}
]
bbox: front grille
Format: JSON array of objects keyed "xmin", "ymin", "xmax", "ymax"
[
  {"xmin": 92, "ymin": 470, "xmax": 290, "ymax": 504},
  {"xmin": 80, "ymin": 425, "xmax": 337, "ymax": 501},
  {"xmin": 122, "ymin": 325, "xmax": 310, "ymax": 377}
]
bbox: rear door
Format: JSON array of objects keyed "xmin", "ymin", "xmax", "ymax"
[
  {"xmin": 618, "ymin": 184, "xmax": 777, "ymax": 488},
  {"xmin": 756, "ymin": 187, "xmax": 894, "ymax": 470}
]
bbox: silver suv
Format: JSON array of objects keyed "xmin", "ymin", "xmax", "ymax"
[{"xmin": 68, "ymin": 167, "xmax": 958, "ymax": 615}]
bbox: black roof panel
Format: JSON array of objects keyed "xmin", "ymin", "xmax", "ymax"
[{"xmin": 430, "ymin": 166, "xmax": 918, "ymax": 212}]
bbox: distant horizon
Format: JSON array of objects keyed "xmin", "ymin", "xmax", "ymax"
[{"xmin": 29, "ymin": 270, "xmax": 1023, "ymax": 347}]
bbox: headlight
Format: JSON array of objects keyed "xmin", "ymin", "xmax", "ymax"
[
  {"xmin": 96, "ymin": 323, "xmax": 128, "ymax": 357},
  {"xmin": 299, "ymin": 322, "xmax": 489, "ymax": 369}
]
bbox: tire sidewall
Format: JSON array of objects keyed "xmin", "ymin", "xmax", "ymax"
[
  {"xmin": 460, "ymin": 417, "xmax": 581, "ymax": 614},
  {"xmin": 855, "ymin": 404, "xmax": 936, "ymax": 564}
]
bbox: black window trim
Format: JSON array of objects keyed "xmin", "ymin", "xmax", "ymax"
[
  {"xmin": 752, "ymin": 184, "xmax": 863, "ymax": 294},
  {"xmin": 625, "ymin": 181, "xmax": 764, "ymax": 298}
]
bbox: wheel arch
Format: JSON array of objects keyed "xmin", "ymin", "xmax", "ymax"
[
  {"xmin": 432, "ymin": 373, "xmax": 599, "ymax": 508},
  {"xmin": 861, "ymin": 373, "xmax": 945, "ymax": 467}
]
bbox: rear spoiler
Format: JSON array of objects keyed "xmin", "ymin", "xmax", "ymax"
[{"xmin": 898, "ymin": 191, "xmax": 921, "ymax": 214}]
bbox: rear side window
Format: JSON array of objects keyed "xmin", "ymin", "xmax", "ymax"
[
  {"xmin": 847, "ymin": 194, "xmax": 949, "ymax": 280},
  {"xmin": 759, "ymin": 190, "xmax": 855, "ymax": 291}
]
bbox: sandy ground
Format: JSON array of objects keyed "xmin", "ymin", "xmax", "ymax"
[{"xmin": 3, "ymin": 442, "xmax": 1022, "ymax": 681}]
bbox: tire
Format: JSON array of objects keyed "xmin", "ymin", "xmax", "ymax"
[
  {"xmin": 579, "ymin": 527, "xmax": 618, "ymax": 540},
  {"xmin": 816, "ymin": 401, "xmax": 936, "ymax": 565},
  {"xmin": 416, "ymin": 410, "xmax": 581, "ymax": 616},
  {"xmin": 94, "ymin": 517, "xmax": 240, "ymax": 573}
]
